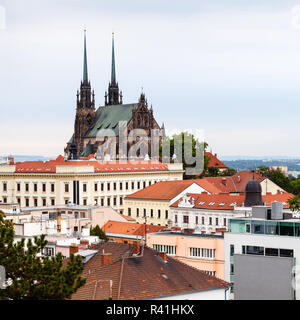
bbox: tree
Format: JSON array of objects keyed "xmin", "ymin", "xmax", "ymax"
[
  {"xmin": 288, "ymin": 195, "xmax": 300, "ymax": 212},
  {"xmin": 0, "ymin": 211, "xmax": 86, "ymax": 300},
  {"xmin": 207, "ymin": 167, "xmax": 220, "ymax": 177},
  {"xmin": 160, "ymin": 132, "xmax": 209, "ymax": 178},
  {"xmin": 220, "ymin": 168, "xmax": 237, "ymax": 177},
  {"xmin": 258, "ymin": 166, "xmax": 292, "ymax": 193},
  {"xmin": 90, "ymin": 225, "xmax": 109, "ymax": 242}
]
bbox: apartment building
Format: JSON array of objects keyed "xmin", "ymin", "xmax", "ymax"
[
  {"xmin": 170, "ymin": 191, "xmax": 293, "ymax": 233},
  {"xmin": 124, "ymin": 179, "xmax": 220, "ymax": 226},
  {"xmin": 147, "ymin": 231, "xmax": 225, "ymax": 279},
  {"xmin": 0, "ymin": 156, "xmax": 183, "ymax": 214},
  {"xmin": 224, "ymin": 203, "xmax": 300, "ymax": 300}
]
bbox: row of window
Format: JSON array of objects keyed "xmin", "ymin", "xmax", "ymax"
[
  {"xmin": 5, "ymin": 182, "xmax": 56, "ymax": 193},
  {"xmin": 189, "ymin": 247, "xmax": 216, "ymax": 259},
  {"xmin": 91, "ymin": 180, "xmax": 155, "ymax": 193},
  {"xmin": 153, "ymin": 244, "xmax": 177, "ymax": 255},
  {"xmin": 14, "ymin": 195, "xmax": 126, "ymax": 208},
  {"xmin": 229, "ymin": 244, "xmax": 294, "ymax": 275},
  {"xmin": 2, "ymin": 179, "xmax": 160, "ymax": 194},
  {"xmin": 128, "ymin": 208, "xmax": 169, "ymax": 220},
  {"xmin": 17, "ymin": 198, "xmax": 56, "ymax": 207},
  {"xmin": 204, "ymin": 271, "xmax": 216, "ymax": 277},
  {"xmin": 177, "ymin": 215, "xmax": 227, "ymax": 227}
]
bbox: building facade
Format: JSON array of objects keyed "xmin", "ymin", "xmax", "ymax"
[
  {"xmin": 0, "ymin": 157, "xmax": 183, "ymax": 214},
  {"xmin": 147, "ymin": 231, "xmax": 225, "ymax": 279},
  {"xmin": 170, "ymin": 190, "xmax": 293, "ymax": 233},
  {"xmin": 224, "ymin": 204, "xmax": 300, "ymax": 300},
  {"xmin": 124, "ymin": 179, "xmax": 220, "ymax": 226}
]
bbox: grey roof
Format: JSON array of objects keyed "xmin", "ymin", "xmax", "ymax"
[{"xmin": 84, "ymin": 103, "xmax": 138, "ymax": 137}]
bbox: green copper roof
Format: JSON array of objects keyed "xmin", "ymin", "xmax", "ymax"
[
  {"xmin": 83, "ymin": 30, "xmax": 88, "ymax": 83},
  {"xmin": 111, "ymin": 33, "xmax": 116, "ymax": 84},
  {"xmin": 81, "ymin": 143, "xmax": 94, "ymax": 157},
  {"xmin": 85, "ymin": 103, "xmax": 138, "ymax": 137}
]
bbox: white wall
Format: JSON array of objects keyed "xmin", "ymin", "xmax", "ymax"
[
  {"xmin": 153, "ymin": 288, "xmax": 229, "ymax": 300},
  {"xmin": 224, "ymin": 232, "xmax": 300, "ymax": 299}
]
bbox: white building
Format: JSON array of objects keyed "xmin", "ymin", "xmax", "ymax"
[
  {"xmin": 0, "ymin": 156, "xmax": 183, "ymax": 214},
  {"xmin": 170, "ymin": 192, "xmax": 293, "ymax": 234},
  {"xmin": 225, "ymin": 203, "xmax": 300, "ymax": 300}
]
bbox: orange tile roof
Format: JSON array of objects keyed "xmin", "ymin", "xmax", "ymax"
[
  {"xmin": 14, "ymin": 156, "xmax": 169, "ymax": 174},
  {"xmin": 122, "ymin": 215, "xmax": 136, "ymax": 222},
  {"xmin": 102, "ymin": 221, "xmax": 166, "ymax": 236},
  {"xmin": 126, "ymin": 179, "xmax": 221, "ymax": 201},
  {"xmin": 202, "ymin": 170, "xmax": 267, "ymax": 193},
  {"xmin": 171, "ymin": 191, "xmax": 294, "ymax": 210},
  {"xmin": 205, "ymin": 152, "xmax": 228, "ymax": 169}
]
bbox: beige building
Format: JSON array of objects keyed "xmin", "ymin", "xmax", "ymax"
[
  {"xmin": 147, "ymin": 231, "xmax": 225, "ymax": 279},
  {"xmin": 0, "ymin": 156, "xmax": 183, "ymax": 214},
  {"xmin": 124, "ymin": 179, "xmax": 221, "ymax": 226}
]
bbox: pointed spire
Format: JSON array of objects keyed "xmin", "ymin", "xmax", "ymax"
[
  {"xmin": 83, "ymin": 29, "xmax": 88, "ymax": 84},
  {"xmin": 111, "ymin": 32, "xmax": 116, "ymax": 84}
]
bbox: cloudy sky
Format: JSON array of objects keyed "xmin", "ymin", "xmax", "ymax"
[{"xmin": 1, "ymin": 0, "xmax": 300, "ymax": 157}]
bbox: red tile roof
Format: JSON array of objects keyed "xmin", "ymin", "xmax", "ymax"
[
  {"xmin": 122, "ymin": 215, "xmax": 136, "ymax": 222},
  {"xmin": 205, "ymin": 152, "xmax": 228, "ymax": 169},
  {"xmin": 202, "ymin": 170, "xmax": 268, "ymax": 194},
  {"xmin": 13, "ymin": 156, "xmax": 170, "ymax": 174},
  {"xmin": 71, "ymin": 242, "xmax": 230, "ymax": 300},
  {"xmin": 102, "ymin": 221, "xmax": 167, "ymax": 236},
  {"xmin": 171, "ymin": 191, "xmax": 294, "ymax": 210},
  {"xmin": 126, "ymin": 179, "xmax": 221, "ymax": 201}
]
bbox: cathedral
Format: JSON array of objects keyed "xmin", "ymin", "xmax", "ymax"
[{"xmin": 65, "ymin": 31, "xmax": 165, "ymax": 160}]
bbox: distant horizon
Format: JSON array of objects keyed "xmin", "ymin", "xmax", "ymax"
[{"xmin": 1, "ymin": 154, "xmax": 300, "ymax": 161}]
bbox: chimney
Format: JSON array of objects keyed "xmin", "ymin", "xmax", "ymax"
[
  {"xmin": 222, "ymin": 178, "xmax": 227, "ymax": 186},
  {"xmin": 132, "ymin": 241, "xmax": 141, "ymax": 255},
  {"xmin": 101, "ymin": 253, "xmax": 113, "ymax": 266},
  {"xmin": 158, "ymin": 252, "xmax": 168, "ymax": 262},
  {"xmin": 70, "ymin": 244, "xmax": 79, "ymax": 255}
]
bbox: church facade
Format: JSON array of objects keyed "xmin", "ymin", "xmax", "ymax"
[{"xmin": 65, "ymin": 32, "xmax": 165, "ymax": 160}]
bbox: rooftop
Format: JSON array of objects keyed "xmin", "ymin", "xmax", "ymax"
[
  {"xmin": 126, "ymin": 179, "xmax": 221, "ymax": 201},
  {"xmin": 149, "ymin": 231, "xmax": 224, "ymax": 239},
  {"xmin": 205, "ymin": 152, "xmax": 228, "ymax": 169},
  {"xmin": 71, "ymin": 242, "xmax": 230, "ymax": 300},
  {"xmin": 102, "ymin": 221, "xmax": 167, "ymax": 237},
  {"xmin": 202, "ymin": 170, "xmax": 267, "ymax": 194},
  {"xmin": 171, "ymin": 191, "xmax": 294, "ymax": 210},
  {"xmin": 6, "ymin": 156, "xmax": 170, "ymax": 174}
]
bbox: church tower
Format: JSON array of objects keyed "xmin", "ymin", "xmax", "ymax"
[
  {"xmin": 105, "ymin": 33, "xmax": 123, "ymax": 105},
  {"xmin": 74, "ymin": 30, "xmax": 95, "ymax": 156}
]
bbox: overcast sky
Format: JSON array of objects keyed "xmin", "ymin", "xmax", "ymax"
[{"xmin": 1, "ymin": 0, "xmax": 300, "ymax": 157}]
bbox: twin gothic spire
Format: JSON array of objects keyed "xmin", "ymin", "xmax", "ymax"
[{"xmin": 78, "ymin": 30, "xmax": 122, "ymax": 108}]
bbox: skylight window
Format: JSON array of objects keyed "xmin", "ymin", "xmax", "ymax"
[
  {"xmin": 198, "ymin": 202, "xmax": 205, "ymax": 206},
  {"xmin": 219, "ymin": 203, "xmax": 226, "ymax": 206},
  {"xmin": 229, "ymin": 202, "xmax": 237, "ymax": 207},
  {"xmin": 208, "ymin": 202, "xmax": 216, "ymax": 206}
]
